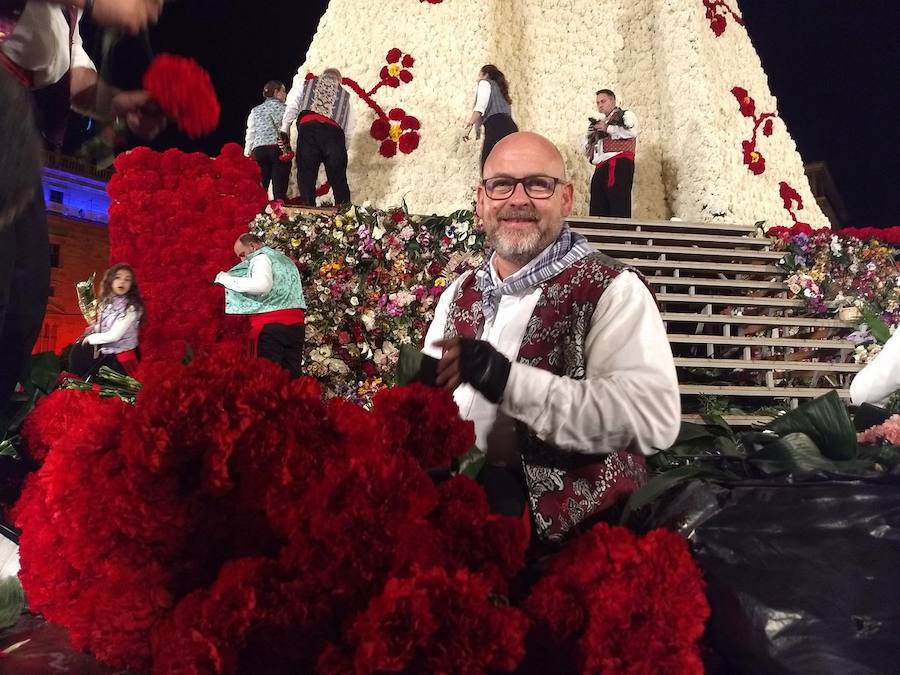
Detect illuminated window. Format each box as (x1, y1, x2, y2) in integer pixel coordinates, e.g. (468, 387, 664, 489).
(49, 189, 64, 204)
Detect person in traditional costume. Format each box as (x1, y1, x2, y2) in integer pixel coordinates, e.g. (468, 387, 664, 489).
(581, 88, 638, 218)
(245, 79, 290, 201)
(281, 66, 353, 206)
(0, 0, 164, 405)
(423, 132, 679, 542)
(215, 234, 306, 378)
(69, 264, 143, 378)
(462, 64, 518, 169)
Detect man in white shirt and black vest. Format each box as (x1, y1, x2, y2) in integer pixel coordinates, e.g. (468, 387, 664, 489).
(582, 89, 638, 218)
(423, 132, 679, 542)
(281, 67, 353, 207)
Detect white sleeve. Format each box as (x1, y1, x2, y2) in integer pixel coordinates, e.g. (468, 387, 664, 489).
(244, 111, 255, 156)
(607, 110, 638, 139)
(217, 255, 274, 295)
(343, 99, 354, 142)
(72, 18, 97, 72)
(500, 271, 681, 455)
(281, 79, 306, 132)
(472, 80, 492, 114)
(422, 274, 468, 357)
(84, 307, 138, 345)
(850, 332, 900, 406)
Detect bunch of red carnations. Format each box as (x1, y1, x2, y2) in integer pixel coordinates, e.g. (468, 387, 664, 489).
(15, 349, 708, 674)
(106, 144, 268, 368)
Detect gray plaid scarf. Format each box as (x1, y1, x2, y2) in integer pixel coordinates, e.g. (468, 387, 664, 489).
(474, 225, 593, 323)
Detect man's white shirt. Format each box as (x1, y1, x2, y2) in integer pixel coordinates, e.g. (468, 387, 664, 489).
(423, 252, 680, 464)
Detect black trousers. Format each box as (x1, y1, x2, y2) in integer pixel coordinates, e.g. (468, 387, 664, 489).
(481, 113, 518, 168)
(68, 341, 129, 379)
(251, 145, 290, 201)
(589, 158, 635, 218)
(296, 121, 350, 206)
(257, 322, 305, 379)
(0, 185, 49, 405)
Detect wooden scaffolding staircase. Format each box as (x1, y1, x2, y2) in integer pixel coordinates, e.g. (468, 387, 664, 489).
(567, 215, 860, 425)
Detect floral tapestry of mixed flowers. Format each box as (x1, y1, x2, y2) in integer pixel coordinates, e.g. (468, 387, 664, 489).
(251, 201, 484, 405)
(768, 222, 900, 363)
(14, 349, 709, 674)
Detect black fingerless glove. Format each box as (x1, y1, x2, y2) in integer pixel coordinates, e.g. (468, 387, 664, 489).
(457, 338, 511, 404)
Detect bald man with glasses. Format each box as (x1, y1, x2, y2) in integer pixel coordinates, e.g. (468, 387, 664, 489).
(422, 131, 679, 542)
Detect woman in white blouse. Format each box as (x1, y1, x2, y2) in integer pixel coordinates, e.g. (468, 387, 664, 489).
(462, 64, 517, 168)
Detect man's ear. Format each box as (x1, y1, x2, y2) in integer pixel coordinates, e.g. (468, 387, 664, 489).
(475, 185, 485, 229)
(560, 181, 575, 217)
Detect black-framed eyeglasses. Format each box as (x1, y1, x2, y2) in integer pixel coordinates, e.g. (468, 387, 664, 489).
(482, 175, 567, 199)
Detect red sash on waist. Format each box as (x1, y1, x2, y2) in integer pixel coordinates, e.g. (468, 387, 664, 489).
(595, 151, 636, 188)
(299, 113, 340, 128)
(0, 49, 32, 88)
(248, 309, 305, 355)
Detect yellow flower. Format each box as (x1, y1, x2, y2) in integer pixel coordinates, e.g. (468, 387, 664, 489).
(387, 63, 401, 78)
(389, 122, 402, 142)
(434, 277, 447, 287)
(290, 238, 301, 249)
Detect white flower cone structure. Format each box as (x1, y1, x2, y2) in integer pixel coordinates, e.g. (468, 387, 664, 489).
(290, 0, 827, 227)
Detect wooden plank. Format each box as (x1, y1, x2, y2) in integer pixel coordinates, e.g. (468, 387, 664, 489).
(661, 312, 855, 328)
(680, 385, 851, 398)
(657, 293, 804, 308)
(594, 242, 785, 261)
(681, 414, 775, 426)
(620, 258, 783, 275)
(667, 334, 856, 349)
(674, 357, 862, 372)
(573, 227, 773, 248)
(567, 215, 757, 235)
(647, 276, 788, 290)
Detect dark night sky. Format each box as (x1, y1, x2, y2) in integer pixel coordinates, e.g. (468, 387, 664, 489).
(84, 0, 899, 226)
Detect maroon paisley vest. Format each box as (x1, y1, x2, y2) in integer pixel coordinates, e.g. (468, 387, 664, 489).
(445, 251, 648, 542)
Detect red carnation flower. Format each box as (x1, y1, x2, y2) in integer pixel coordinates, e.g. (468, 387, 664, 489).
(522, 523, 709, 674)
(731, 86, 756, 118)
(370, 109, 422, 158)
(143, 54, 220, 138)
(378, 48, 415, 88)
(741, 140, 765, 175)
(762, 117, 774, 136)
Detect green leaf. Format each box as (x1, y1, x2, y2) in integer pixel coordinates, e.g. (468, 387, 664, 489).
(763, 391, 858, 461)
(396, 344, 424, 386)
(748, 432, 841, 475)
(620, 464, 710, 522)
(860, 304, 892, 345)
(0, 576, 24, 629)
(451, 445, 486, 480)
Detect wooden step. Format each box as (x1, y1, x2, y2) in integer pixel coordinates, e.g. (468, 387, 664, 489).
(568, 215, 757, 235)
(574, 227, 773, 248)
(657, 293, 804, 308)
(680, 385, 851, 399)
(668, 334, 856, 349)
(647, 276, 788, 291)
(661, 312, 856, 328)
(621, 259, 784, 276)
(595, 242, 784, 261)
(681, 413, 775, 426)
(674, 357, 861, 372)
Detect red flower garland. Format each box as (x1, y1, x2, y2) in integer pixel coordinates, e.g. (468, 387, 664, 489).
(143, 54, 220, 138)
(106, 144, 268, 368)
(778, 180, 812, 228)
(731, 87, 777, 175)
